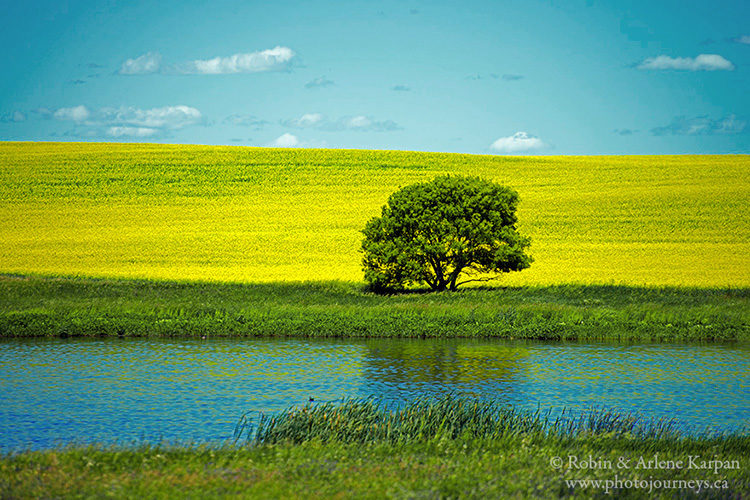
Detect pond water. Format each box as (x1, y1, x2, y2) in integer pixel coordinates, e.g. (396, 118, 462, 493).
(0, 338, 748, 450)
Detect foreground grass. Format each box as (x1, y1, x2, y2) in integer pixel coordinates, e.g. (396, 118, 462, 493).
(1, 275, 747, 340)
(1, 143, 748, 287)
(2, 397, 748, 499)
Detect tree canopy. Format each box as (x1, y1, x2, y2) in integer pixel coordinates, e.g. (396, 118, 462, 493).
(361, 175, 532, 292)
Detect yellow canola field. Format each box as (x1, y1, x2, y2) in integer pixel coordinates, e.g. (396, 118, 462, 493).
(1, 142, 748, 287)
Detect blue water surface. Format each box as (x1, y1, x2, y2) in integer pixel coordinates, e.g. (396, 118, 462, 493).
(0, 338, 747, 450)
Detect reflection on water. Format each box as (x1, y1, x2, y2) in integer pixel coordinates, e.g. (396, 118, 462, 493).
(0, 338, 747, 450)
(364, 341, 527, 404)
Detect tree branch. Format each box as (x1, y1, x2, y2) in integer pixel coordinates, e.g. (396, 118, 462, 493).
(455, 275, 502, 286)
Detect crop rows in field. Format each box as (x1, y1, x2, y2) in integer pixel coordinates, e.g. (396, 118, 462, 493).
(0, 142, 748, 287)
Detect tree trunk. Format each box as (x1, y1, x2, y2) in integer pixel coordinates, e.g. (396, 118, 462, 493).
(448, 265, 464, 291)
(431, 260, 447, 291)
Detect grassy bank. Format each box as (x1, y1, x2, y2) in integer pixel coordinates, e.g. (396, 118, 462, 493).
(1, 143, 748, 287)
(1, 275, 747, 341)
(2, 397, 748, 498)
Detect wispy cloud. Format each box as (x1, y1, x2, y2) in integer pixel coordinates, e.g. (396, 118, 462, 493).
(651, 115, 746, 136)
(391, 85, 411, 91)
(637, 54, 734, 71)
(281, 113, 401, 132)
(223, 114, 269, 129)
(305, 76, 334, 88)
(0, 111, 27, 123)
(117, 48, 295, 76)
(53, 105, 91, 122)
(341, 115, 401, 132)
(51, 104, 203, 137)
(98, 105, 202, 129)
(466, 73, 499, 81)
(106, 126, 160, 138)
(490, 132, 545, 153)
(282, 113, 325, 128)
(32, 107, 54, 119)
(344, 115, 402, 131)
(119, 52, 162, 75)
(732, 35, 750, 45)
(613, 128, 637, 136)
(468, 73, 522, 81)
(179, 46, 295, 74)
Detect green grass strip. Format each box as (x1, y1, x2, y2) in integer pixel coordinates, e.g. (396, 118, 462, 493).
(1, 275, 747, 341)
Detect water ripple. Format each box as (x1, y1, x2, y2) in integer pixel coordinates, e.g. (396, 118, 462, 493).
(0, 338, 747, 450)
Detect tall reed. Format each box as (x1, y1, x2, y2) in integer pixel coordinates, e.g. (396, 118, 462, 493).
(235, 395, 683, 445)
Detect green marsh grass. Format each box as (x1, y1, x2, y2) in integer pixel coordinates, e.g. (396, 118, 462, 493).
(236, 395, 683, 446)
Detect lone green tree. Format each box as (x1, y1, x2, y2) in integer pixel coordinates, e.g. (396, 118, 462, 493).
(361, 175, 532, 292)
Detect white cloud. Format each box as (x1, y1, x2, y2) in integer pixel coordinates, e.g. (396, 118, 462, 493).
(51, 104, 202, 138)
(282, 113, 324, 128)
(281, 113, 401, 132)
(98, 105, 202, 129)
(637, 54, 734, 71)
(267, 133, 328, 148)
(732, 35, 750, 45)
(345, 116, 373, 129)
(181, 46, 295, 74)
(490, 132, 545, 153)
(119, 52, 162, 75)
(269, 133, 300, 147)
(298, 113, 325, 127)
(53, 105, 91, 122)
(106, 126, 160, 137)
(336, 115, 401, 131)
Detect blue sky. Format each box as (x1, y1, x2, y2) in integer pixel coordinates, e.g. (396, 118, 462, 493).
(1, 0, 748, 154)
